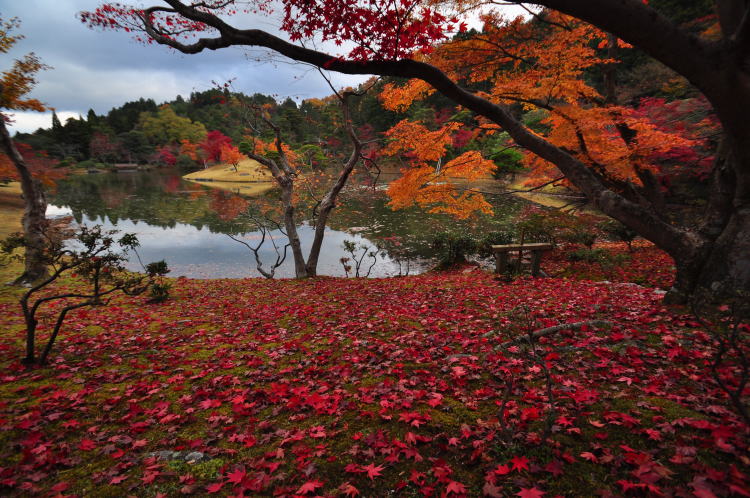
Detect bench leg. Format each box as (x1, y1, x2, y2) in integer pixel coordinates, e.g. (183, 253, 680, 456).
(530, 250, 542, 277)
(495, 252, 509, 275)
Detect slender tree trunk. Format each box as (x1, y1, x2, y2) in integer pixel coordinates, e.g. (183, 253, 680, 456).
(0, 117, 48, 284)
(277, 177, 308, 278)
(305, 165, 354, 276)
(305, 94, 361, 277)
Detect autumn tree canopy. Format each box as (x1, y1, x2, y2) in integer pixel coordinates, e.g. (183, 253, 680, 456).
(80, 0, 750, 302)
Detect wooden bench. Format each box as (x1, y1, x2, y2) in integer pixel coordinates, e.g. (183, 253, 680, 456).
(491, 243, 553, 277)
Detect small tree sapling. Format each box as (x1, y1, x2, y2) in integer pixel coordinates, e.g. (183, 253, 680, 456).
(2, 225, 169, 365)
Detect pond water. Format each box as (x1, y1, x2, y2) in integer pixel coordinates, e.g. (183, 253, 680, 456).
(47, 168, 527, 278)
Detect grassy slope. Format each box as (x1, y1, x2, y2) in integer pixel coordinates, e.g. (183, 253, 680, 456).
(183, 159, 273, 183)
(0, 182, 23, 238)
(0, 244, 747, 497)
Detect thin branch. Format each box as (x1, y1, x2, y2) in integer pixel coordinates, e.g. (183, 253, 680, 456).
(483, 319, 613, 341)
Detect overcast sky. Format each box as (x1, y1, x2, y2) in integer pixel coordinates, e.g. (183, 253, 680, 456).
(1, 0, 526, 134)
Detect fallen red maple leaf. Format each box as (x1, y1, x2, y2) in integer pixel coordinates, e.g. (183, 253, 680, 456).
(205, 481, 224, 493)
(446, 480, 467, 495)
(517, 487, 545, 498)
(227, 468, 246, 484)
(297, 480, 324, 494)
(363, 463, 385, 480)
(494, 464, 511, 475)
(340, 482, 360, 497)
(109, 475, 127, 485)
(78, 439, 96, 451)
(510, 456, 530, 472)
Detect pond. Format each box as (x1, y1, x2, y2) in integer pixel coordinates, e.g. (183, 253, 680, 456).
(47, 168, 528, 278)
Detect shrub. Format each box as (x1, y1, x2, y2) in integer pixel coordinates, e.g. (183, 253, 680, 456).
(146, 260, 172, 302)
(562, 228, 597, 248)
(566, 248, 608, 262)
(432, 231, 477, 268)
(599, 219, 638, 251)
(149, 282, 172, 303)
(515, 211, 562, 244)
(340, 239, 379, 277)
(74, 159, 97, 170)
(2, 225, 170, 365)
(566, 248, 628, 268)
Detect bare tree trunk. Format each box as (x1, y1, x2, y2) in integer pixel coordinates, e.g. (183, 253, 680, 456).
(279, 176, 308, 278)
(246, 91, 365, 279)
(305, 93, 362, 277)
(0, 117, 48, 284)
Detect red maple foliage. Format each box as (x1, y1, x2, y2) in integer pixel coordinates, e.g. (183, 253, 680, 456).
(201, 130, 232, 163)
(0, 143, 63, 186)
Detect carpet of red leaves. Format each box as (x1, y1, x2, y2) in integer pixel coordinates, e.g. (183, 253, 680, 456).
(0, 246, 748, 497)
(543, 241, 676, 290)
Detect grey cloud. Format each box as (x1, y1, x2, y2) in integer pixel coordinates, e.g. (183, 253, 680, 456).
(2, 0, 368, 132)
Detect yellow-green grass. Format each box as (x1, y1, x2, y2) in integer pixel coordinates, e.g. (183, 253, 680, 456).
(182, 158, 273, 183)
(0, 182, 23, 238)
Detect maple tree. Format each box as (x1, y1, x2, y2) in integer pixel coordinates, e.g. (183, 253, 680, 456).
(200, 130, 232, 163)
(377, 10, 716, 220)
(219, 142, 243, 172)
(0, 16, 51, 284)
(179, 138, 208, 167)
(2, 225, 169, 365)
(241, 90, 368, 278)
(157, 144, 177, 165)
(80, 0, 750, 302)
(0, 143, 62, 187)
(88, 131, 121, 164)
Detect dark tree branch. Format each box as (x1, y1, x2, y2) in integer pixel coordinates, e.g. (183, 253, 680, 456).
(506, 0, 722, 94)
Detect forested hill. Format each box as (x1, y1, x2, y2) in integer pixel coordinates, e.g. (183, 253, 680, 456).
(12, 0, 716, 188)
(12, 83, 402, 168)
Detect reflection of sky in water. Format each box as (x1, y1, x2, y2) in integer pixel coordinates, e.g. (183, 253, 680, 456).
(47, 205, 419, 279)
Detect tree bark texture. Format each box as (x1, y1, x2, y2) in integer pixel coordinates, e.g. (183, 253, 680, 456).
(0, 116, 48, 284)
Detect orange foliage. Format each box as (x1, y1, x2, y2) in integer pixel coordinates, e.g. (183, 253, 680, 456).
(379, 10, 700, 206)
(383, 120, 460, 162)
(179, 139, 200, 161)
(380, 79, 435, 112)
(0, 17, 50, 113)
(219, 143, 243, 170)
(249, 137, 300, 169)
(383, 120, 495, 219)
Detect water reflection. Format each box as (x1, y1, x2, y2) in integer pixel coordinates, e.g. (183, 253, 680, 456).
(48, 169, 526, 279)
